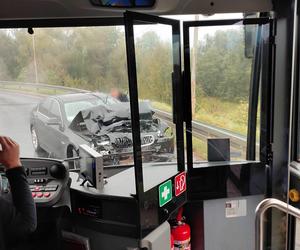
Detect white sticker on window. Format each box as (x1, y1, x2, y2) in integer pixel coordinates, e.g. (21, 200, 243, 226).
(225, 199, 247, 218)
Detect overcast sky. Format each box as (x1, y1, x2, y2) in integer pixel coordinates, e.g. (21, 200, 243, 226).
(134, 13, 244, 42)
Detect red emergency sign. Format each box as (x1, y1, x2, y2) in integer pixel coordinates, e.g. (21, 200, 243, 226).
(175, 172, 186, 197)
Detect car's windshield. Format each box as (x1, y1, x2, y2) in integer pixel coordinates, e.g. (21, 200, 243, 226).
(94, 93, 121, 105)
(64, 98, 106, 122)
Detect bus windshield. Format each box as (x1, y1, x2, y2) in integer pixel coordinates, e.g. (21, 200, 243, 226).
(0, 25, 178, 167)
(0, 14, 258, 167)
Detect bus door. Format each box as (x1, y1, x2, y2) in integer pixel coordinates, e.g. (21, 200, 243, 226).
(182, 17, 282, 250)
(123, 11, 186, 240)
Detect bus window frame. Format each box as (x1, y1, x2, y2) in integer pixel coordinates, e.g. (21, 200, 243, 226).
(0, 18, 125, 29)
(124, 11, 186, 238)
(182, 17, 274, 172)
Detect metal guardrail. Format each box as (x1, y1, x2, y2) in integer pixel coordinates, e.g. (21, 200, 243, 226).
(154, 108, 258, 156)
(0, 81, 255, 156)
(255, 198, 300, 250)
(0, 80, 90, 94)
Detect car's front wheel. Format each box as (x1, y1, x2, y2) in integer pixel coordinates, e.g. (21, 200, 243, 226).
(31, 126, 42, 152)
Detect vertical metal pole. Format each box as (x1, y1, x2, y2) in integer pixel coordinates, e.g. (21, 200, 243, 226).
(286, 0, 298, 248)
(246, 25, 262, 161)
(255, 204, 265, 250)
(256, 198, 300, 250)
(172, 21, 185, 172)
(32, 34, 39, 83)
(183, 22, 194, 171)
(191, 15, 199, 117)
(288, 0, 298, 167)
(124, 11, 144, 239)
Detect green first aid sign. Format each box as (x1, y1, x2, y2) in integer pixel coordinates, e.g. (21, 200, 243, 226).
(159, 180, 172, 207)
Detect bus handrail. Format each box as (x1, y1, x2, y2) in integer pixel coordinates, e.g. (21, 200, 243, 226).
(255, 198, 300, 250)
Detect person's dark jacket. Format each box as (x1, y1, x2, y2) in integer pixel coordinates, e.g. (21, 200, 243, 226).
(117, 93, 129, 102)
(0, 167, 37, 250)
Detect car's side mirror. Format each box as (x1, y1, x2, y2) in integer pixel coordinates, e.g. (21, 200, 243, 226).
(46, 117, 61, 126)
(46, 117, 64, 131)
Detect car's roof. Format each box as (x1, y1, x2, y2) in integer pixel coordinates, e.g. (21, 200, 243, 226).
(50, 92, 107, 103)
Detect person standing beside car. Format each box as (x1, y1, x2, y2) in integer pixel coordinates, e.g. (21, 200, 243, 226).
(0, 136, 37, 250)
(110, 88, 129, 102)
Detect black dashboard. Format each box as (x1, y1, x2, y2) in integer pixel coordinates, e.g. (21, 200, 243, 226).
(0, 158, 181, 250)
(0, 158, 71, 250)
(0, 158, 70, 207)
(22, 158, 69, 207)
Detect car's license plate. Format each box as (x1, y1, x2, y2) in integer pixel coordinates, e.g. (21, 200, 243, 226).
(141, 135, 154, 146)
(115, 135, 154, 149)
(115, 137, 132, 148)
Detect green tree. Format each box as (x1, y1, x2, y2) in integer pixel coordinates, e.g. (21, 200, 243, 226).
(197, 29, 252, 101)
(135, 31, 173, 105)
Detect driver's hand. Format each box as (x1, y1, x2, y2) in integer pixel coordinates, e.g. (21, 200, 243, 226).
(0, 136, 22, 169)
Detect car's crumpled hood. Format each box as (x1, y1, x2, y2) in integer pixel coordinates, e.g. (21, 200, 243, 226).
(69, 101, 154, 135)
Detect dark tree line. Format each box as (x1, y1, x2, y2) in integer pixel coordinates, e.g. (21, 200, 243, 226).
(0, 27, 252, 105)
(196, 29, 252, 102)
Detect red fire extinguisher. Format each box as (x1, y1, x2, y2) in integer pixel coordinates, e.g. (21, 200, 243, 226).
(171, 233, 174, 250)
(171, 207, 191, 250)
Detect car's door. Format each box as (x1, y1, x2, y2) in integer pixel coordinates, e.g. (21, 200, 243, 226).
(34, 98, 53, 152)
(45, 99, 69, 158)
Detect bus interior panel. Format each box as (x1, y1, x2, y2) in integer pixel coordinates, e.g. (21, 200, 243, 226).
(0, 0, 299, 250)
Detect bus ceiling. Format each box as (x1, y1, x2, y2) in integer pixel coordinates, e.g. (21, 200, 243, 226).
(0, 0, 272, 19)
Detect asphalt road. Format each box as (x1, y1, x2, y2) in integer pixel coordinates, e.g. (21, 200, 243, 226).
(0, 90, 43, 157)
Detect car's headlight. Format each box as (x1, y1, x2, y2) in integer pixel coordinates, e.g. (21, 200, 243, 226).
(97, 135, 111, 146)
(158, 127, 173, 138)
(164, 127, 173, 137)
(98, 141, 110, 146)
(157, 130, 163, 138)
